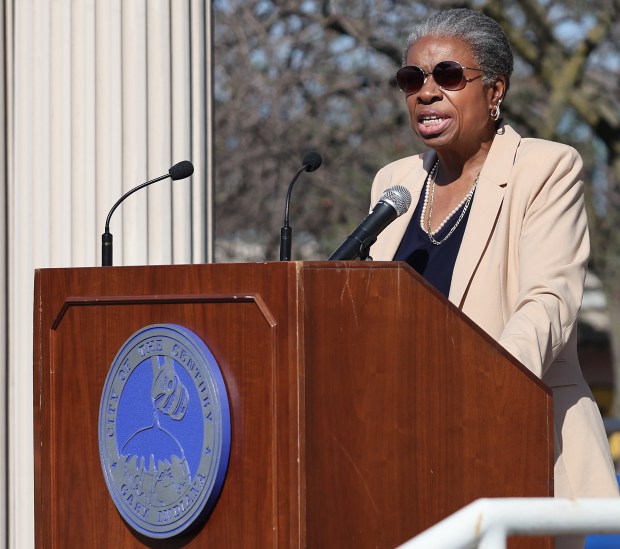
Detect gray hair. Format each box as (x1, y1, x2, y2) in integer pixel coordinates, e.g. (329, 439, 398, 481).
(403, 8, 513, 91)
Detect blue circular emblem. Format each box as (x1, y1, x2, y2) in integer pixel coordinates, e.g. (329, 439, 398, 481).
(98, 324, 231, 538)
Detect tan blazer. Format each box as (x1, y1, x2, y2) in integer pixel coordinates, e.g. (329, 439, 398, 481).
(369, 124, 618, 498)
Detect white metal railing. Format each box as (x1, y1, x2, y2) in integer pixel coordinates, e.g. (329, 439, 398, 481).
(397, 498, 620, 549)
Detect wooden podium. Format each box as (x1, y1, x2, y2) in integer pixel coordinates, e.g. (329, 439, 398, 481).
(33, 262, 552, 548)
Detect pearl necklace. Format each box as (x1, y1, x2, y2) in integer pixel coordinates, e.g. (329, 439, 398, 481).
(420, 161, 478, 246)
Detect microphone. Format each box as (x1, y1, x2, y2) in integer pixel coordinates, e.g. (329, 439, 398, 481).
(279, 151, 323, 261)
(101, 160, 194, 266)
(328, 185, 412, 261)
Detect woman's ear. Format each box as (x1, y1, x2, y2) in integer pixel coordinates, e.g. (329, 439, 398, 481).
(489, 76, 507, 122)
(491, 76, 506, 105)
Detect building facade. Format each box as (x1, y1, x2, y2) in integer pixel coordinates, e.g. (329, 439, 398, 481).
(0, 2, 213, 546)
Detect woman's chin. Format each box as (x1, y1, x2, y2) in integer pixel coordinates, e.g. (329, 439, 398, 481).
(416, 129, 453, 147)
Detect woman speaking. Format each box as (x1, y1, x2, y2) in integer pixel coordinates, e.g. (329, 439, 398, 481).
(369, 8, 618, 547)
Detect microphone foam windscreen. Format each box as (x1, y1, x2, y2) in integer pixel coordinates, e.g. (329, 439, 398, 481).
(169, 160, 195, 180)
(302, 152, 322, 172)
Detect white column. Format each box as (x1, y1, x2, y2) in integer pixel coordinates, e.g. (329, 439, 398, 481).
(49, 0, 73, 265)
(9, 0, 36, 546)
(0, 0, 7, 546)
(70, 0, 97, 266)
(147, 0, 173, 265)
(191, 0, 207, 261)
(95, 0, 122, 254)
(6, 1, 209, 546)
(171, 1, 193, 263)
(121, 0, 148, 265)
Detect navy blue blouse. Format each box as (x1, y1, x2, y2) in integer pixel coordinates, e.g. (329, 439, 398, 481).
(393, 180, 475, 298)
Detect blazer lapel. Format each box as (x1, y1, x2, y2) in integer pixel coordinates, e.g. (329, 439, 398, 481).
(449, 125, 522, 306)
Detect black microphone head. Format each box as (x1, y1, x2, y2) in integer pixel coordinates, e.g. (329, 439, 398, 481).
(169, 160, 194, 180)
(302, 151, 322, 172)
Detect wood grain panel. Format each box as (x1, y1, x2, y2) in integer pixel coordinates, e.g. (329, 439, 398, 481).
(301, 262, 552, 549)
(35, 263, 297, 548)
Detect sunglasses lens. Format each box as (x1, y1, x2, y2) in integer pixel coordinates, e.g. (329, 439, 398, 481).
(433, 61, 465, 90)
(396, 66, 424, 94)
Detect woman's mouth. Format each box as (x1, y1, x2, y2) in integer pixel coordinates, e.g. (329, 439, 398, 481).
(417, 114, 451, 136)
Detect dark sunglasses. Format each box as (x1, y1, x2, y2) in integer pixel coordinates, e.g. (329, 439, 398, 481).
(396, 60, 483, 94)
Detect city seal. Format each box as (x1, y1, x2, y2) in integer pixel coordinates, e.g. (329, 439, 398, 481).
(98, 324, 231, 538)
